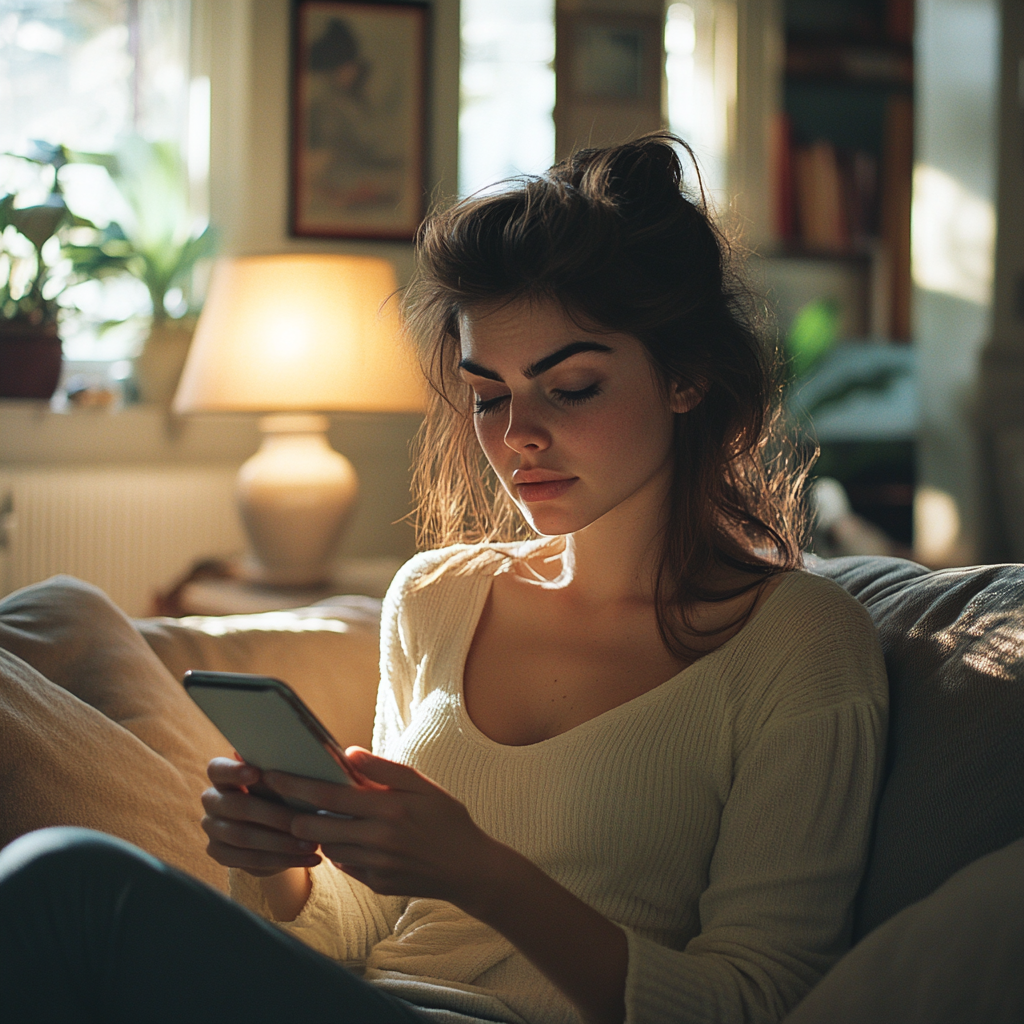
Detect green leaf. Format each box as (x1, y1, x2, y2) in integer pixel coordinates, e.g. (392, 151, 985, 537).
(10, 194, 68, 251)
(0, 193, 15, 231)
(786, 298, 841, 379)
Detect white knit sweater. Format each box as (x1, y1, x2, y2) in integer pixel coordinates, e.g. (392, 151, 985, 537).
(232, 544, 887, 1024)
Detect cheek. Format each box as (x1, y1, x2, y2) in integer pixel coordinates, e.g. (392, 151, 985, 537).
(473, 416, 508, 469)
(585, 394, 674, 471)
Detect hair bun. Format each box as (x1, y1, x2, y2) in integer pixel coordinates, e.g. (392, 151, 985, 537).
(550, 133, 690, 213)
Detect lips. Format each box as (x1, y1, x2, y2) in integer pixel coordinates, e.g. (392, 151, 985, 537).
(512, 471, 578, 503)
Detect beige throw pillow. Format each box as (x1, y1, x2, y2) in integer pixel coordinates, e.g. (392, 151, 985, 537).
(0, 576, 229, 890)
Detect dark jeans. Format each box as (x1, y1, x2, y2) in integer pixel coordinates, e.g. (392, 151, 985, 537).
(0, 827, 426, 1024)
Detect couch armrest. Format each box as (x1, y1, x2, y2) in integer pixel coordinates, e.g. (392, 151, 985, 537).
(135, 597, 383, 752)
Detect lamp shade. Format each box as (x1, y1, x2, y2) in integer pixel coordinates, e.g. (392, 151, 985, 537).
(173, 254, 426, 414)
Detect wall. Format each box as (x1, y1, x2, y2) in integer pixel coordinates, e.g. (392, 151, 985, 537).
(978, 0, 1024, 560)
(913, 0, 999, 564)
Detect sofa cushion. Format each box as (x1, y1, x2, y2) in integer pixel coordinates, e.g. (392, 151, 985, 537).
(135, 596, 382, 751)
(807, 555, 1024, 938)
(782, 837, 1024, 1024)
(0, 576, 229, 890)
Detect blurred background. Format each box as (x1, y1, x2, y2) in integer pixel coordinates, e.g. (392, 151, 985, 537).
(1, 0, 1022, 614)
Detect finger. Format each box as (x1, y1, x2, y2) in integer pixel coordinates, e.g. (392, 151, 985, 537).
(289, 814, 397, 849)
(261, 771, 400, 818)
(207, 756, 259, 789)
(344, 748, 437, 794)
(319, 839, 405, 869)
(201, 787, 297, 833)
(202, 813, 319, 857)
(205, 837, 321, 874)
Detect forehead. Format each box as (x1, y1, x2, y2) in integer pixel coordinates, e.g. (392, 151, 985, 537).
(459, 298, 604, 357)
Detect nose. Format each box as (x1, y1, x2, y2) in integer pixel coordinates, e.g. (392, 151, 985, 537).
(503, 396, 551, 453)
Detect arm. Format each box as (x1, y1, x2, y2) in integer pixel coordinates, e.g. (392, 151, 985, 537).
(624, 701, 886, 1023)
(265, 750, 630, 1024)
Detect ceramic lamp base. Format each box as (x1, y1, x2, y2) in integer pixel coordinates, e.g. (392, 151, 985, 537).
(237, 414, 358, 587)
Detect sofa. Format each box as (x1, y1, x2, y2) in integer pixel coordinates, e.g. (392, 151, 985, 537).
(1, 555, 1022, 1021)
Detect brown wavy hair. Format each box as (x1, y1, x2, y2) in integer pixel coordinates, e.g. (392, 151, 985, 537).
(402, 133, 810, 657)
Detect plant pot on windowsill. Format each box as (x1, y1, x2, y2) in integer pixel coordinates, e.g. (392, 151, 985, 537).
(134, 316, 196, 407)
(0, 320, 62, 400)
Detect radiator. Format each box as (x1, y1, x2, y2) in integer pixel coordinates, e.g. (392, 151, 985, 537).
(0, 467, 245, 616)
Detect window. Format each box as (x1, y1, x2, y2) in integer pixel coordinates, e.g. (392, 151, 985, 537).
(459, 0, 555, 198)
(664, 0, 735, 207)
(0, 0, 203, 365)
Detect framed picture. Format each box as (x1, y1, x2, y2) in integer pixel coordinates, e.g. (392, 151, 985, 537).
(290, 0, 429, 240)
(558, 13, 661, 104)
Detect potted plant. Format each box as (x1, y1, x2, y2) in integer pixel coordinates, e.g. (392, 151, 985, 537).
(0, 142, 82, 399)
(64, 139, 217, 405)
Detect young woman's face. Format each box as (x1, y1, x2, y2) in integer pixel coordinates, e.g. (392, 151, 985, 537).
(459, 298, 697, 537)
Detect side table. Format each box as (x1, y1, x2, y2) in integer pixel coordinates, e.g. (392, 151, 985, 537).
(153, 556, 405, 616)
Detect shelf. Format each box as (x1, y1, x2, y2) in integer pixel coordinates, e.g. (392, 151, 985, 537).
(786, 41, 913, 86)
(773, 0, 914, 340)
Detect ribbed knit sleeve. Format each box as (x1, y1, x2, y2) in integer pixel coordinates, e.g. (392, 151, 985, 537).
(621, 587, 887, 1024)
(229, 861, 405, 963)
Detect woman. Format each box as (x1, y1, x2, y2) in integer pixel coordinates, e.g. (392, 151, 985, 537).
(0, 135, 886, 1024)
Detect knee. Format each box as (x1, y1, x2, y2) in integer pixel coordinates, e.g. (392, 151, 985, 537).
(0, 827, 163, 885)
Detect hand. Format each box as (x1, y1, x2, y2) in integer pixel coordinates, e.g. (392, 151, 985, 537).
(267, 751, 627, 1023)
(201, 756, 323, 877)
(263, 748, 500, 911)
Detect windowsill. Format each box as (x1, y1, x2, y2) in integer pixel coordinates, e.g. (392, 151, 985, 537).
(0, 401, 422, 467)
(0, 401, 262, 466)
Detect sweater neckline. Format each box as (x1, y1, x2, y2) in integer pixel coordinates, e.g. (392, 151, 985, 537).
(452, 564, 804, 752)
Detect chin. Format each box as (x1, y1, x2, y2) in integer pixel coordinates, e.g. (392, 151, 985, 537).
(517, 502, 603, 538)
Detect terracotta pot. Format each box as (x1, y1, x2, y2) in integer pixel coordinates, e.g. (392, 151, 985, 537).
(0, 321, 62, 400)
(135, 317, 197, 407)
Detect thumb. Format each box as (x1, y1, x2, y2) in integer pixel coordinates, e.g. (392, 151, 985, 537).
(345, 747, 434, 793)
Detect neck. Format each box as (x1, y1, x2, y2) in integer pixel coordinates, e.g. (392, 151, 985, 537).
(525, 464, 671, 607)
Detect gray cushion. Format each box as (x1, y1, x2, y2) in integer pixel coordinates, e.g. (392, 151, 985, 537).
(783, 837, 1024, 1024)
(807, 555, 1024, 938)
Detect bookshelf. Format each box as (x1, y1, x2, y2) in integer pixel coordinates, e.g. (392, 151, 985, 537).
(761, 0, 916, 550)
(772, 0, 914, 341)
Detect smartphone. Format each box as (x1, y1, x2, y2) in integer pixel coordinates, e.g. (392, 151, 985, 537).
(183, 670, 356, 812)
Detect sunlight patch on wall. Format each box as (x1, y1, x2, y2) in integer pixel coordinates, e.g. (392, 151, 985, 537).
(911, 164, 995, 305)
(914, 485, 962, 566)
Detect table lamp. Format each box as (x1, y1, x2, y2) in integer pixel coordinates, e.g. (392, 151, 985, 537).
(173, 254, 425, 587)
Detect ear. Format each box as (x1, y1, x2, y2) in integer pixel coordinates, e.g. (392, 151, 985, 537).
(669, 382, 703, 414)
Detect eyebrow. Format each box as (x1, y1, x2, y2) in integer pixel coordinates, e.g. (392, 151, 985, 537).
(458, 341, 614, 383)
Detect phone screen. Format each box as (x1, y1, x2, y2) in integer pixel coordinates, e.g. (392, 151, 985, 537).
(184, 672, 353, 810)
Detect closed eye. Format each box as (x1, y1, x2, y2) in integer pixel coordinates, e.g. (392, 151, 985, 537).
(553, 383, 601, 406)
(474, 384, 602, 415)
(474, 393, 510, 415)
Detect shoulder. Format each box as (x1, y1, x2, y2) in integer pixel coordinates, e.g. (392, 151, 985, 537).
(772, 567, 873, 618)
(724, 570, 887, 728)
(385, 543, 510, 603)
(378, 543, 510, 654)
(769, 570, 880, 654)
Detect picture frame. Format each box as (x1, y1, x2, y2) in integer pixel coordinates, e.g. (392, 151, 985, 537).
(557, 13, 662, 105)
(290, 0, 429, 240)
